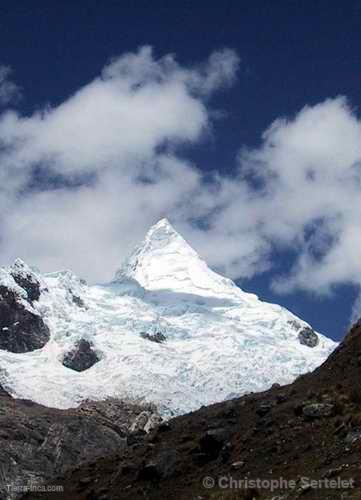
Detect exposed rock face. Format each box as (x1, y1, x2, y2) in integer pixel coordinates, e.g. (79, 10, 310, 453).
(9, 259, 43, 302)
(140, 331, 166, 343)
(0, 286, 50, 353)
(298, 326, 319, 347)
(302, 402, 335, 419)
(130, 410, 162, 433)
(70, 293, 85, 308)
(288, 320, 320, 348)
(78, 398, 162, 435)
(62, 339, 100, 371)
(0, 393, 159, 499)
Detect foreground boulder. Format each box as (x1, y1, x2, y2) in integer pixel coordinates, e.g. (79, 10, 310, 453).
(62, 339, 100, 371)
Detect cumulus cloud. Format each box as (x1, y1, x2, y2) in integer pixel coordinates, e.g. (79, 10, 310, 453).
(239, 97, 361, 294)
(0, 47, 240, 280)
(0, 45, 361, 317)
(171, 97, 361, 311)
(174, 98, 361, 297)
(0, 65, 21, 105)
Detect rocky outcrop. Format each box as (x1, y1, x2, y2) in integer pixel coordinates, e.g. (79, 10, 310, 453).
(140, 331, 166, 343)
(0, 262, 50, 354)
(70, 293, 85, 308)
(62, 339, 99, 371)
(298, 326, 319, 347)
(302, 402, 335, 419)
(9, 259, 43, 303)
(0, 286, 50, 353)
(130, 410, 162, 433)
(288, 320, 320, 347)
(0, 392, 160, 499)
(78, 398, 162, 436)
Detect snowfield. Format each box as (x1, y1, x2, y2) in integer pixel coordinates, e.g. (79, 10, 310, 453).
(0, 219, 336, 417)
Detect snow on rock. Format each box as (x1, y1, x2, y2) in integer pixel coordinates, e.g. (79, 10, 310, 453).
(0, 268, 28, 300)
(9, 258, 46, 302)
(62, 339, 100, 372)
(0, 219, 337, 417)
(0, 267, 50, 353)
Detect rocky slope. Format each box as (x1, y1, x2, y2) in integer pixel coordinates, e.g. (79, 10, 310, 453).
(0, 219, 336, 417)
(0, 388, 160, 500)
(28, 321, 361, 500)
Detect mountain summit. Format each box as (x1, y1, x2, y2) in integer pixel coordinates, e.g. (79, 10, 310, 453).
(0, 220, 337, 416)
(115, 218, 252, 301)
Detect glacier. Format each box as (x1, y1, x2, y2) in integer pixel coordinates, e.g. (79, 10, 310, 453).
(0, 219, 337, 417)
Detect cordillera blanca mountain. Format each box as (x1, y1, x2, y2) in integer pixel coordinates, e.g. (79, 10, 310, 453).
(0, 219, 336, 417)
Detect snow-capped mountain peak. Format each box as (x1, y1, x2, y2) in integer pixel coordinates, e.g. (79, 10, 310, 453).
(144, 217, 186, 245)
(0, 220, 337, 417)
(114, 218, 252, 301)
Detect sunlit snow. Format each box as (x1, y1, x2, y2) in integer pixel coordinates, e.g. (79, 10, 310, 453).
(0, 219, 336, 417)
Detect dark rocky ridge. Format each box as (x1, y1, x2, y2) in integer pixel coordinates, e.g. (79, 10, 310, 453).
(26, 322, 361, 500)
(62, 339, 99, 372)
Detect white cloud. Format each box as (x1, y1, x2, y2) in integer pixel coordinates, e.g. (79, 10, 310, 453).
(0, 47, 240, 281)
(171, 97, 361, 302)
(239, 97, 361, 294)
(0, 65, 21, 105)
(0, 46, 361, 319)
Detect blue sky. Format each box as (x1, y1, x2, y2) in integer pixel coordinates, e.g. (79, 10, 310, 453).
(0, 1, 360, 341)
